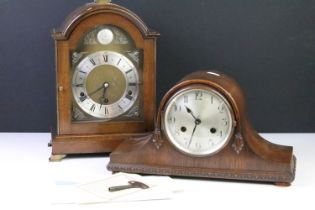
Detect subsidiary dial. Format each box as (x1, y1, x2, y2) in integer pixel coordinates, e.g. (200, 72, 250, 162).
(97, 28, 114, 45)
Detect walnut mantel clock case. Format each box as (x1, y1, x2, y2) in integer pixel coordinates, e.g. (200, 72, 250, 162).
(108, 71, 296, 186)
(49, 0, 159, 161)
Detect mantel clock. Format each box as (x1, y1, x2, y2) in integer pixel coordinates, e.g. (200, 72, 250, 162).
(108, 71, 296, 186)
(49, 0, 159, 161)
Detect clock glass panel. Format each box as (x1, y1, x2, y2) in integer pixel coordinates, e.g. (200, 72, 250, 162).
(71, 25, 144, 122)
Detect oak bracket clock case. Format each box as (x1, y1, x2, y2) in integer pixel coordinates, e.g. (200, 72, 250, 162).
(108, 71, 296, 186)
(49, 0, 159, 161)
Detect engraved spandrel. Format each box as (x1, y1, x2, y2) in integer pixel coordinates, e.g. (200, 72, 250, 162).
(121, 104, 140, 118)
(83, 30, 98, 45)
(112, 27, 129, 44)
(232, 132, 244, 154)
(72, 106, 88, 121)
(127, 50, 140, 64)
(72, 52, 84, 65)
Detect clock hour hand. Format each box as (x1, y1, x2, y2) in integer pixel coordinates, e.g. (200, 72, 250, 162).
(185, 106, 198, 121)
(185, 105, 202, 148)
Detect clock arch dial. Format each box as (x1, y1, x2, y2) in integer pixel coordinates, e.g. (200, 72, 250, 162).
(72, 50, 139, 119)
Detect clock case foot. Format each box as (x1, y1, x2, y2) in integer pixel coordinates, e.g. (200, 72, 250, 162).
(107, 71, 296, 185)
(49, 154, 67, 162)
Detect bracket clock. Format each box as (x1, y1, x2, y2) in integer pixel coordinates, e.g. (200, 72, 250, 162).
(49, 0, 159, 161)
(108, 71, 296, 186)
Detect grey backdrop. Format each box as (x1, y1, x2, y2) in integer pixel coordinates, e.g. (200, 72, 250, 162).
(0, 0, 314, 132)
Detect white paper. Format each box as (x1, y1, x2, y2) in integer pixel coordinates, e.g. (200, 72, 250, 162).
(52, 173, 183, 205)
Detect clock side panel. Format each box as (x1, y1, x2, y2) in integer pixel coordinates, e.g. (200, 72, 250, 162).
(142, 38, 157, 131)
(55, 40, 72, 134)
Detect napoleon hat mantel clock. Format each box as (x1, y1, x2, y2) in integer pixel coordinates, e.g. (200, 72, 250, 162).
(49, 0, 159, 161)
(108, 71, 296, 186)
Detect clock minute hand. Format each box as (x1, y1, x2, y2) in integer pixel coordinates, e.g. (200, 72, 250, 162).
(188, 124, 197, 148)
(88, 85, 104, 97)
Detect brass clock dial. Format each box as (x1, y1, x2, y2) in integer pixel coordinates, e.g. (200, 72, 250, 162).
(72, 51, 139, 119)
(163, 86, 235, 156)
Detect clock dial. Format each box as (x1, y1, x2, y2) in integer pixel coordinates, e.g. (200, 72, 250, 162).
(163, 86, 235, 156)
(97, 28, 114, 45)
(72, 51, 139, 119)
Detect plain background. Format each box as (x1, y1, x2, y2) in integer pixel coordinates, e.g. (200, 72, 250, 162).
(0, 0, 314, 133)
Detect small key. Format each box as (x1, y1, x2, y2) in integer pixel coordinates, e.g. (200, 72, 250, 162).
(108, 181, 149, 192)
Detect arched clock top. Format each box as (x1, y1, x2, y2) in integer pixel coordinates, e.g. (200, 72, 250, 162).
(52, 2, 159, 40)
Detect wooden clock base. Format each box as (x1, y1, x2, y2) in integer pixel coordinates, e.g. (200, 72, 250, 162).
(49, 133, 148, 161)
(107, 133, 296, 185)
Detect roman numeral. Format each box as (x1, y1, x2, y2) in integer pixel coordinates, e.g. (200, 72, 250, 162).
(184, 95, 188, 103)
(104, 107, 109, 115)
(103, 55, 108, 62)
(90, 104, 96, 112)
(173, 104, 180, 112)
(79, 70, 87, 74)
(89, 58, 96, 66)
(169, 116, 176, 123)
(195, 91, 203, 100)
(79, 95, 87, 102)
(125, 69, 133, 74)
(74, 84, 84, 87)
(222, 118, 228, 126)
(117, 58, 122, 65)
(118, 104, 123, 110)
(126, 94, 133, 101)
(128, 83, 137, 86)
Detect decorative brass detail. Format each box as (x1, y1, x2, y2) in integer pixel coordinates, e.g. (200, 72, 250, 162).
(72, 52, 83, 64)
(232, 132, 244, 154)
(58, 86, 64, 92)
(152, 129, 164, 149)
(49, 155, 67, 162)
